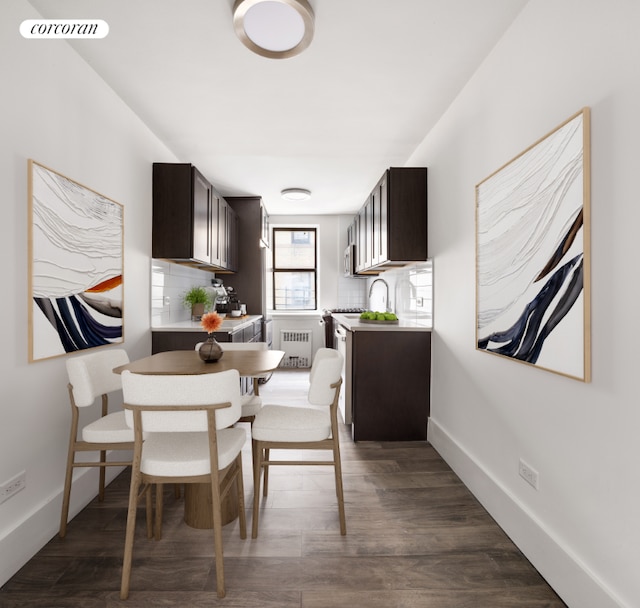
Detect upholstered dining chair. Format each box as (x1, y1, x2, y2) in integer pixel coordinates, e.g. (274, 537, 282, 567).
(119, 369, 247, 600)
(60, 348, 139, 538)
(251, 347, 346, 539)
(194, 341, 268, 423)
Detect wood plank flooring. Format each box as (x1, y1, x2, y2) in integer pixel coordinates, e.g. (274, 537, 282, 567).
(0, 369, 567, 607)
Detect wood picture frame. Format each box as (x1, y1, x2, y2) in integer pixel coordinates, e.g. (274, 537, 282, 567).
(475, 108, 591, 382)
(28, 160, 124, 362)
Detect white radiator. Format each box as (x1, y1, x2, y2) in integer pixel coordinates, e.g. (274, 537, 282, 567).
(279, 330, 312, 368)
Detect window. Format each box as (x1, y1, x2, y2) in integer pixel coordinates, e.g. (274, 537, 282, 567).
(272, 228, 317, 310)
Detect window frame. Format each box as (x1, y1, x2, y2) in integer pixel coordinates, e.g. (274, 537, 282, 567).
(271, 227, 318, 311)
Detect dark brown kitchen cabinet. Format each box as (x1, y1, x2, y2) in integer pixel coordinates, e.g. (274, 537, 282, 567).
(348, 329, 431, 441)
(216, 197, 239, 272)
(225, 196, 268, 317)
(152, 162, 236, 271)
(151, 330, 241, 354)
(353, 167, 427, 274)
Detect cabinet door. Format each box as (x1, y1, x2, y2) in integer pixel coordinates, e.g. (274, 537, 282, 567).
(192, 170, 211, 264)
(356, 207, 367, 272)
(227, 205, 238, 271)
(377, 172, 388, 264)
(260, 202, 270, 248)
(218, 198, 229, 268)
(210, 191, 221, 266)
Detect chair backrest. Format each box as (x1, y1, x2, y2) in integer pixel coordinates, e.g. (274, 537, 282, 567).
(308, 348, 344, 406)
(66, 348, 130, 407)
(121, 369, 242, 432)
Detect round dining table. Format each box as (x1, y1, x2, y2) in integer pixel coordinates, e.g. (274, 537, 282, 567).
(113, 348, 285, 378)
(113, 348, 285, 529)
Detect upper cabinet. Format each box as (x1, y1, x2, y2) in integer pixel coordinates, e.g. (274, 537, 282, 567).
(353, 167, 427, 274)
(225, 196, 269, 316)
(152, 163, 237, 272)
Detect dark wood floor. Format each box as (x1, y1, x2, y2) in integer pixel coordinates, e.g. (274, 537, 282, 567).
(0, 369, 567, 607)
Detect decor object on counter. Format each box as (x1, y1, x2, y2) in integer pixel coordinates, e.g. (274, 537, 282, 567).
(359, 310, 398, 323)
(475, 108, 591, 382)
(198, 312, 224, 362)
(183, 285, 213, 321)
(28, 160, 124, 362)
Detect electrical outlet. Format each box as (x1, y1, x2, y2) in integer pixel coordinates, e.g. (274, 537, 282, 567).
(518, 459, 539, 490)
(0, 471, 26, 504)
(416, 297, 424, 307)
(163, 296, 171, 306)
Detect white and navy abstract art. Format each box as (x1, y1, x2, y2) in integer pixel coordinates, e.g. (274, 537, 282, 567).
(29, 161, 124, 362)
(475, 109, 590, 381)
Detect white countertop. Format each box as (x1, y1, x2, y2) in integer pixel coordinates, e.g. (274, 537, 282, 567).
(152, 315, 262, 333)
(332, 313, 432, 332)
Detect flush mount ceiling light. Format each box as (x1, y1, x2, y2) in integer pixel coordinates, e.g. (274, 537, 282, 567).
(281, 188, 311, 201)
(233, 0, 315, 59)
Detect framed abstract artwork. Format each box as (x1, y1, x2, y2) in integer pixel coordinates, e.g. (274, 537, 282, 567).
(475, 108, 591, 381)
(28, 160, 124, 362)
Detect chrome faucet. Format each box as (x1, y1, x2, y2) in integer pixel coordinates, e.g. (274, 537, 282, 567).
(368, 278, 390, 312)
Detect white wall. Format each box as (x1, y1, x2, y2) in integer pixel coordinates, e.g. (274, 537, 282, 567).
(0, 1, 177, 584)
(408, 1, 640, 606)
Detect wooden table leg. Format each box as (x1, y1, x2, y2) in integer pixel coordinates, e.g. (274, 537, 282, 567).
(183, 482, 238, 528)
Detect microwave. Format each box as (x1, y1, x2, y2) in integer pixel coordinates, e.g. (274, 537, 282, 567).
(343, 244, 365, 278)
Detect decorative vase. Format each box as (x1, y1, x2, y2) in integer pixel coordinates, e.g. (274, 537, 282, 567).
(198, 336, 223, 363)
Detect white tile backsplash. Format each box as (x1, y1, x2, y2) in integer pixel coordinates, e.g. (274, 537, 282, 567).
(151, 259, 215, 326)
(366, 261, 433, 327)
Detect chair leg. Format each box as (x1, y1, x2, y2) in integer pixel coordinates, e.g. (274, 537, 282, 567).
(98, 450, 107, 501)
(333, 443, 347, 536)
(154, 483, 164, 540)
(210, 475, 226, 598)
(235, 455, 247, 540)
(262, 448, 270, 497)
(251, 439, 262, 539)
(59, 449, 75, 538)
(120, 466, 142, 599)
(145, 485, 153, 539)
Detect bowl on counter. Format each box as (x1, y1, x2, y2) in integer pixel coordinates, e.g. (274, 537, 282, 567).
(230, 310, 242, 317)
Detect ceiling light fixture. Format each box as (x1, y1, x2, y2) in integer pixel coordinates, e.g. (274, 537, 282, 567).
(233, 0, 315, 59)
(281, 188, 311, 201)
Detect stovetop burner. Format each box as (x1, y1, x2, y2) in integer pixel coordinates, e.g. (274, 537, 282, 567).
(325, 307, 365, 314)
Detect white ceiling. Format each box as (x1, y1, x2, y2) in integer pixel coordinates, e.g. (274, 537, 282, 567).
(28, 0, 528, 215)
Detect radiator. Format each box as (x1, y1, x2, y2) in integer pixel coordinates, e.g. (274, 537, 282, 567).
(279, 330, 312, 368)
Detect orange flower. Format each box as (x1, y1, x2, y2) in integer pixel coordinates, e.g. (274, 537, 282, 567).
(201, 312, 223, 334)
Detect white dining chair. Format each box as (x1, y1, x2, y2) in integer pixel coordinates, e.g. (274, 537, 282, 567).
(195, 341, 268, 423)
(119, 369, 247, 600)
(251, 347, 346, 538)
(60, 348, 151, 538)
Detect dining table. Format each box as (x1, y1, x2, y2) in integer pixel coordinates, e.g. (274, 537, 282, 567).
(113, 348, 285, 529)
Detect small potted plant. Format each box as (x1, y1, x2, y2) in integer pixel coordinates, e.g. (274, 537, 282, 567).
(183, 285, 212, 321)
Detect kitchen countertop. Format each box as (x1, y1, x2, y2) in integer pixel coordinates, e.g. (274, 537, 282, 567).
(332, 313, 432, 332)
(152, 315, 262, 333)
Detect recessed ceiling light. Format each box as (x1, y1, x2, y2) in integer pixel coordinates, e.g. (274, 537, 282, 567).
(281, 188, 311, 201)
(233, 0, 315, 59)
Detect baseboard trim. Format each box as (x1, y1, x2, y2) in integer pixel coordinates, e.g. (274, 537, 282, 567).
(427, 418, 626, 608)
(0, 466, 124, 587)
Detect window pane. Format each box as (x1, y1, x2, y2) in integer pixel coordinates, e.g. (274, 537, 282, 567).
(274, 230, 315, 269)
(274, 271, 316, 310)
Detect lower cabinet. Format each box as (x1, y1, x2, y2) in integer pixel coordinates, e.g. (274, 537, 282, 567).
(152, 330, 240, 353)
(349, 330, 431, 441)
